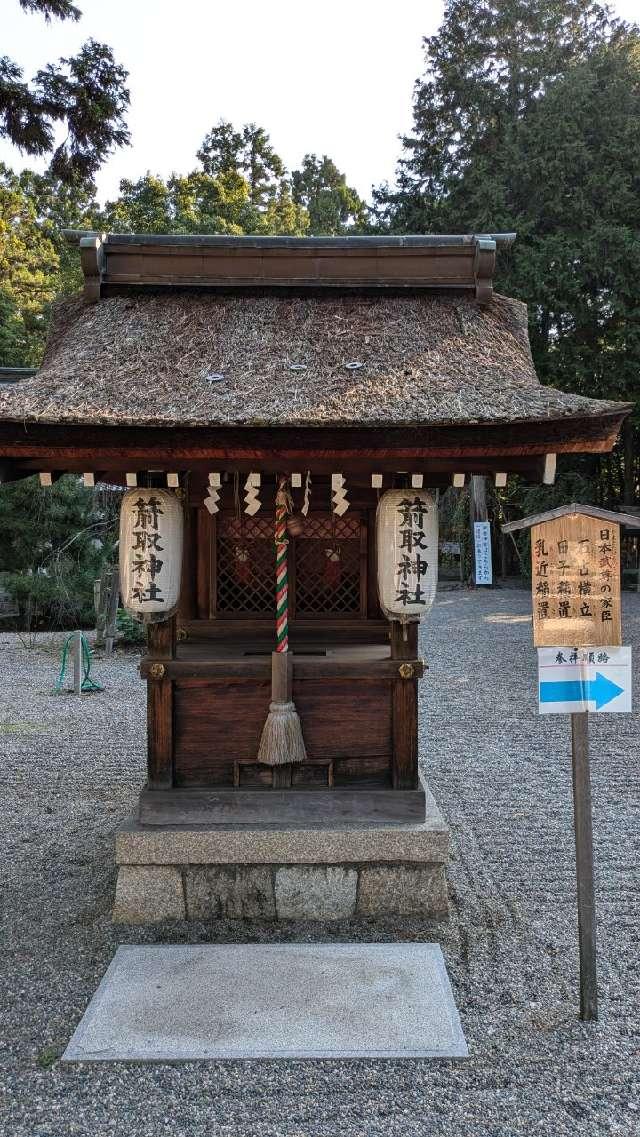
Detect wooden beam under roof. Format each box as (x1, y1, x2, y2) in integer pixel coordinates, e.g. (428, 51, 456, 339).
(0, 414, 626, 465)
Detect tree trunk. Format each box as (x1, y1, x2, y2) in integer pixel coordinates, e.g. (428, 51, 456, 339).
(622, 418, 636, 507)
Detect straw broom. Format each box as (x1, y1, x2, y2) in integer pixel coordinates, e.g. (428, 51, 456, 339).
(257, 475, 307, 766)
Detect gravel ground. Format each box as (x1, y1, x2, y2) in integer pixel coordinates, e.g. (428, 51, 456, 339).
(1, 590, 639, 1137)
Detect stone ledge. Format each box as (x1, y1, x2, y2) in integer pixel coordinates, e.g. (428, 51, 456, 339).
(116, 784, 448, 867)
(186, 866, 275, 919)
(112, 861, 449, 924)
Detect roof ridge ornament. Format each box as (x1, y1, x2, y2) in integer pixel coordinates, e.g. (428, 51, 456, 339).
(79, 234, 106, 303)
(474, 237, 496, 306)
(68, 230, 510, 305)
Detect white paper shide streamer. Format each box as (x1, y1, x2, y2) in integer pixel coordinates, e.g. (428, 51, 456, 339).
(119, 488, 183, 622)
(244, 472, 261, 515)
(331, 473, 349, 516)
(376, 489, 438, 624)
(204, 472, 221, 514)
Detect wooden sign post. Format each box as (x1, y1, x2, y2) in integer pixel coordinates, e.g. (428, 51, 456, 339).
(503, 504, 639, 1023)
(570, 709, 597, 1021)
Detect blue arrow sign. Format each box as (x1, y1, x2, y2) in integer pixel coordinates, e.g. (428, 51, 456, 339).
(540, 672, 624, 710)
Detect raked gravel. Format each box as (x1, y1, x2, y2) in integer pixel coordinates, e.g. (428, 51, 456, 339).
(1, 589, 639, 1137)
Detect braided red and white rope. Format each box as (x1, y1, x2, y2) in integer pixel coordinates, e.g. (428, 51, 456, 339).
(275, 476, 289, 652)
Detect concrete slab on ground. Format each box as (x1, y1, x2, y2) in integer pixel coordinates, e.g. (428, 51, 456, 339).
(62, 943, 468, 1061)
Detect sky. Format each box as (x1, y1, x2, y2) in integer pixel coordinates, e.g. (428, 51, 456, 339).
(1, 0, 638, 206)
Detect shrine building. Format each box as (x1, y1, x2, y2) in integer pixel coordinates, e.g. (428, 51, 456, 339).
(0, 233, 631, 922)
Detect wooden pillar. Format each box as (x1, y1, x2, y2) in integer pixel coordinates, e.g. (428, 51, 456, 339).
(104, 567, 119, 657)
(179, 503, 197, 621)
(196, 506, 213, 618)
(500, 530, 508, 580)
(146, 617, 176, 790)
(390, 621, 419, 790)
(366, 507, 379, 616)
(622, 417, 636, 508)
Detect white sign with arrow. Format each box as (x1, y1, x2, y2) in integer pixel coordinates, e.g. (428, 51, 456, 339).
(538, 646, 632, 714)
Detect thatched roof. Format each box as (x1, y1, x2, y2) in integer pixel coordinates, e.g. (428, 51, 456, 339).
(0, 290, 628, 429)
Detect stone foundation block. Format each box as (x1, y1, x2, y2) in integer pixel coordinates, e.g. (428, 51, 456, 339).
(113, 865, 185, 924)
(113, 783, 451, 924)
(275, 866, 357, 920)
(185, 866, 275, 919)
(357, 863, 448, 918)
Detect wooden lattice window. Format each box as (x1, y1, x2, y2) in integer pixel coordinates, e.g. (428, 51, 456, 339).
(215, 512, 364, 617)
(294, 513, 362, 616)
(216, 514, 275, 614)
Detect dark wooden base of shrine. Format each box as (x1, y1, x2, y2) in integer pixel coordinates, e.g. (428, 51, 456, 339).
(138, 784, 426, 827)
(143, 616, 425, 798)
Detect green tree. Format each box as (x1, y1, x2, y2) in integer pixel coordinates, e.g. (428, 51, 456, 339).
(197, 121, 285, 209)
(375, 0, 617, 230)
(493, 32, 640, 504)
(0, 164, 101, 365)
(0, 475, 117, 628)
(0, 164, 59, 365)
(195, 121, 244, 178)
(291, 154, 367, 234)
(102, 173, 173, 233)
(378, 2, 640, 505)
(101, 170, 252, 235)
(1, 1, 130, 183)
(260, 181, 308, 236)
(101, 169, 309, 237)
(16, 168, 100, 294)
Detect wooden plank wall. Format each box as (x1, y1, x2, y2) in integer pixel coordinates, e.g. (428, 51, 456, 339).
(172, 675, 393, 789)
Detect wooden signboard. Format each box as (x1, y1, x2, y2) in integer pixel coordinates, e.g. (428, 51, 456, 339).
(531, 514, 621, 648)
(502, 502, 639, 1022)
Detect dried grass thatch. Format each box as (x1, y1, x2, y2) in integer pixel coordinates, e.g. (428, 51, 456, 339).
(0, 291, 627, 428)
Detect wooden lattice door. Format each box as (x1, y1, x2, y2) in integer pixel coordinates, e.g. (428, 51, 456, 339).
(213, 511, 366, 617)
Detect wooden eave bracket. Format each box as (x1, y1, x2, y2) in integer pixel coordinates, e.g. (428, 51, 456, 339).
(80, 234, 106, 303)
(474, 237, 496, 305)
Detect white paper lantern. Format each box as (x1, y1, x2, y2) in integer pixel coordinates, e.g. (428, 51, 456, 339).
(376, 489, 438, 623)
(119, 489, 183, 623)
